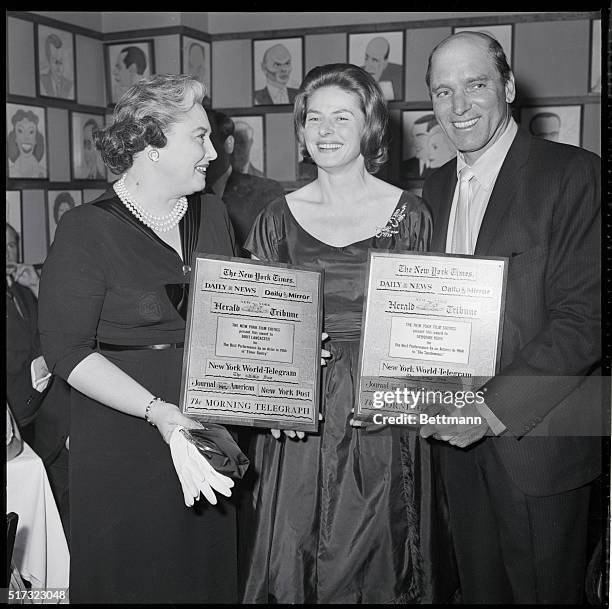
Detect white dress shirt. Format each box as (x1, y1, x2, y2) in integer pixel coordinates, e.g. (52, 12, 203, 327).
(445, 117, 518, 436)
(445, 118, 518, 255)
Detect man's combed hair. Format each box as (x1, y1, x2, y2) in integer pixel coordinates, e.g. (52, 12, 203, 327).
(425, 31, 513, 91)
(45, 33, 63, 59)
(207, 109, 235, 143)
(94, 74, 206, 174)
(293, 63, 389, 174)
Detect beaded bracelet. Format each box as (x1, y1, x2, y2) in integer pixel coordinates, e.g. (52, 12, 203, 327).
(144, 397, 164, 427)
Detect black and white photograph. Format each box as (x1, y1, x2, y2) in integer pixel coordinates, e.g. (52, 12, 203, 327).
(4, 10, 607, 608)
(181, 36, 212, 106)
(230, 115, 265, 176)
(453, 24, 513, 64)
(252, 37, 303, 105)
(104, 40, 154, 105)
(348, 31, 404, 101)
(70, 112, 106, 180)
(7, 103, 48, 179)
(400, 109, 456, 181)
(520, 104, 582, 146)
(36, 24, 76, 100)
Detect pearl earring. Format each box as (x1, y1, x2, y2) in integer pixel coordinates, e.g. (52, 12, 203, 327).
(148, 149, 159, 162)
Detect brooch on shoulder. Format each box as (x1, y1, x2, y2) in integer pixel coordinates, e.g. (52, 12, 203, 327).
(375, 203, 408, 238)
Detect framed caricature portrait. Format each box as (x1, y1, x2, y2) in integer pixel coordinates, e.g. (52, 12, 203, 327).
(71, 112, 106, 180)
(252, 37, 303, 106)
(520, 105, 582, 147)
(6, 191, 23, 262)
(348, 31, 404, 101)
(181, 36, 212, 106)
(590, 19, 601, 94)
(400, 110, 455, 182)
(47, 190, 82, 246)
(36, 24, 76, 100)
(104, 40, 154, 106)
(7, 103, 48, 179)
(453, 24, 513, 65)
(230, 115, 265, 176)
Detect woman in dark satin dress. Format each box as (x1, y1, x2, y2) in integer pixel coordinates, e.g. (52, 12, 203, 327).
(38, 75, 239, 603)
(240, 64, 457, 603)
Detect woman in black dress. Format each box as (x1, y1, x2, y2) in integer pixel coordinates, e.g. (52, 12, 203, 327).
(38, 74, 239, 603)
(240, 64, 457, 603)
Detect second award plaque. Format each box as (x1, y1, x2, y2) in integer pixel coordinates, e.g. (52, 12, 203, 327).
(356, 251, 508, 422)
(179, 254, 323, 431)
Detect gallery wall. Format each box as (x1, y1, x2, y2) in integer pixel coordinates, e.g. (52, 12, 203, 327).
(6, 10, 603, 265)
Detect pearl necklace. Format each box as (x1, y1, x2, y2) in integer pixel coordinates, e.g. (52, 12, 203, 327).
(114, 175, 188, 232)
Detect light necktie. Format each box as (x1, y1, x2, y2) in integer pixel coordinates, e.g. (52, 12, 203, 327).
(451, 166, 476, 255)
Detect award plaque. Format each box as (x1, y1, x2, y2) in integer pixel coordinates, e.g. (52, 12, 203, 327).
(179, 254, 323, 431)
(356, 251, 508, 421)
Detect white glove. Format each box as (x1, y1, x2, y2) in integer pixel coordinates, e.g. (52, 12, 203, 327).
(30, 356, 51, 393)
(169, 426, 234, 507)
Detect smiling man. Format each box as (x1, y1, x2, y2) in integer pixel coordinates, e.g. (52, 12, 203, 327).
(421, 31, 601, 603)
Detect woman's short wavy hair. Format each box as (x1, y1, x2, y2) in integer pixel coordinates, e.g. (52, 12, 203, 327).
(94, 74, 207, 174)
(293, 63, 389, 174)
(53, 192, 76, 224)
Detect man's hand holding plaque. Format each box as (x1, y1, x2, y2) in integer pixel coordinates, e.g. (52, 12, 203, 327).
(419, 397, 491, 446)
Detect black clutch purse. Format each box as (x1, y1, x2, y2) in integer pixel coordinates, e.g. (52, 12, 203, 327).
(183, 424, 250, 479)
